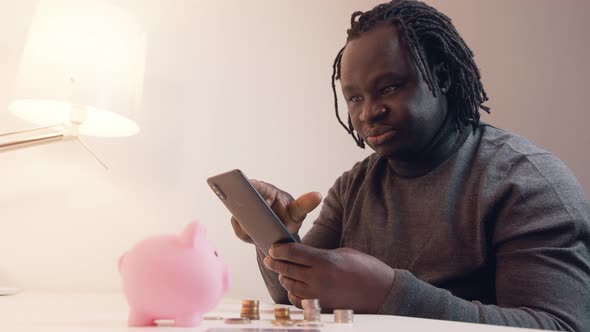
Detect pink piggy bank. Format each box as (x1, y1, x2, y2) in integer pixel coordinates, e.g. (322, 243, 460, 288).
(118, 221, 231, 327)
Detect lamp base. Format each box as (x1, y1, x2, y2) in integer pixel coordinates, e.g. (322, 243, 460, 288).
(0, 286, 19, 296)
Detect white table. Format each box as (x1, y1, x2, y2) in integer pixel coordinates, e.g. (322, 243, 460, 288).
(0, 292, 544, 331)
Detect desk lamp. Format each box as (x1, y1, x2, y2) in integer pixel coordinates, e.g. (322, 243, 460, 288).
(0, 0, 146, 294)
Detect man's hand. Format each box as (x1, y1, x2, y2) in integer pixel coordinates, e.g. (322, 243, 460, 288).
(263, 243, 395, 314)
(230, 179, 322, 244)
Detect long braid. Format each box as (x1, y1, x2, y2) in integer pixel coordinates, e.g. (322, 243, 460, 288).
(331, 0, 490, 148)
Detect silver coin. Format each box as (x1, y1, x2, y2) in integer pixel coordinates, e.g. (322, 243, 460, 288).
(333, 309, 354, 323)
(301, 298, 321, 309)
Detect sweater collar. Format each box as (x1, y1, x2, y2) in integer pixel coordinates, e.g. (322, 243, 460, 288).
(387, 114, 471, 178)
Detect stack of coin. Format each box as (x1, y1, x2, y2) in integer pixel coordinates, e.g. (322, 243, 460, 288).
(274, 307, 291, 320)
(240, 300, 260, 320)
(333, 309, 354, 323)
(301, 299, 321, 322)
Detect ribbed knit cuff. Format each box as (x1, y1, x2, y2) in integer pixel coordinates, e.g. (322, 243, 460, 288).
(377, 268, 411, 315)
(377, 269, 478, 321)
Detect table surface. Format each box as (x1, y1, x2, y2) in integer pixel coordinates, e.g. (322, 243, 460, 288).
(0, 291, 545, 332)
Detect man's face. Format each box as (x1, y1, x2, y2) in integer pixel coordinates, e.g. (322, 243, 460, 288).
(340, 24, 447, 160)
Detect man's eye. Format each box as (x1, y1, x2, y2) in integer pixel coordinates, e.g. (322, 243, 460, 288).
(348, 96, 363, 103)
(381, 85, 400, 95)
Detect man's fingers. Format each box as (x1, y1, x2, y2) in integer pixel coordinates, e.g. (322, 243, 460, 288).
(288, 292, 303, 308)
(251, 179, 320, 224)
(263, 256, 311, 282)
(269, 243, 324, 266)
(231, 218, 252, 243)
(278, 275, 312, 299)
(250, 179, 278, 204)
(288, 192, 322, 222)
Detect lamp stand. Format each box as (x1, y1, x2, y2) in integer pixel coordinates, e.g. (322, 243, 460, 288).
(0, 132, 67, 151)
(0, 125, 71, 152)
(0, 123, 107, 296)
(0, 287, 19, 296)
(0, 125, 70, 295)
(0, 123, 109, 167)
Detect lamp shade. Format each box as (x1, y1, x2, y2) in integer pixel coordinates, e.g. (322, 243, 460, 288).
(9, 0, 146, 137)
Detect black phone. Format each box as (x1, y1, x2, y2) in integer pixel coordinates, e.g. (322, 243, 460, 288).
(207, 169, 300, 255)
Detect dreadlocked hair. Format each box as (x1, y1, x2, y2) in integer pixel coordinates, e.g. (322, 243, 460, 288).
(331, 0, 490, 148)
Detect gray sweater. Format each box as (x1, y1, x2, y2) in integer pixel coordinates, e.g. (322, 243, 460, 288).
(257, 124, 590, 331)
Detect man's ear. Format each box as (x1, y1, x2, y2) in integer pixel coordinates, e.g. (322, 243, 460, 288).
(433, 62, 451, 94)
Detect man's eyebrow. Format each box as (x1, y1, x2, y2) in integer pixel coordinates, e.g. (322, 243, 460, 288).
(342, 72, 406, 95)
(341, 85, 357, 95)
(373, 71, 405, 84)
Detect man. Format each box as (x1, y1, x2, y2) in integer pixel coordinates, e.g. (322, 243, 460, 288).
(231, 1, 590, 330)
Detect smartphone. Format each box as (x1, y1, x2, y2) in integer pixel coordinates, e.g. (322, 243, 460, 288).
(207, 169, 300, 255)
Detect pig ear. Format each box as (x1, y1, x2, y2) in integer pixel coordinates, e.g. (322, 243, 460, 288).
(180, 221, 207, 247)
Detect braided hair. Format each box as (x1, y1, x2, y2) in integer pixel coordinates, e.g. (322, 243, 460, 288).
(331, 0, 490, 148)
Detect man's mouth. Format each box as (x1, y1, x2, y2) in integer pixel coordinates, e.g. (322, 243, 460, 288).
(365, 128, 397, 146)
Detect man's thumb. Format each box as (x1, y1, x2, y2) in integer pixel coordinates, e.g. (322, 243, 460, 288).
(289, 191, 322, 222)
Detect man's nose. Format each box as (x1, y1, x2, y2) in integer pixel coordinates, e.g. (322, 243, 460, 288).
(359, 101, 388, 122)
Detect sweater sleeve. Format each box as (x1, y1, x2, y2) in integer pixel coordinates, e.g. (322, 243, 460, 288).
(256, 246, 289, 304)
(378, 153, 590, 331)
(256, 175, 347, 304)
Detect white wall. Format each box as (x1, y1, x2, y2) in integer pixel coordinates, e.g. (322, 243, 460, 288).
(0, 0, 588, 301)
